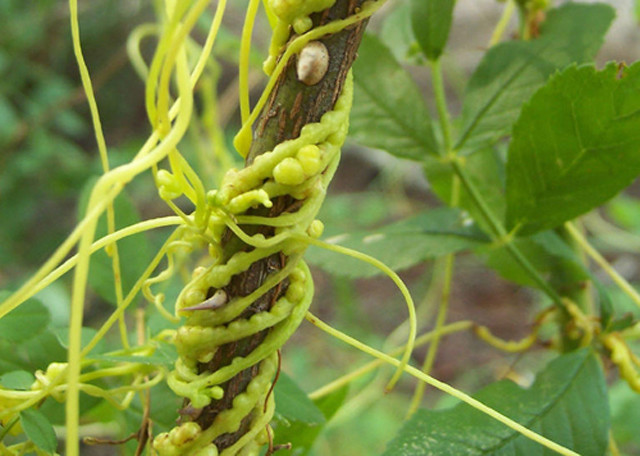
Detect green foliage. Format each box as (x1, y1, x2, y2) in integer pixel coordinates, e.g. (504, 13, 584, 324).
(0, 371, 34, 390)
(410, 0, 456, 61)
(506, 63, 640, 234)
(19, 409, 57, 453)
(481, 231, 588, 289)
(0, 292, 50, 343)
(273, 379, 349, 455)
(3, 1, 640, 455)
(274, 373, 326, 425)
(456, 3, 614, 152)
(424, 147, 506, 230)
(351, 34, 437, 160)
(307, 208, 487, 277)
(384, 350, 609, 455)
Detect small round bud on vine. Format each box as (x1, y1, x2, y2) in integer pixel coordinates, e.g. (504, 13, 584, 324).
(293, 16, 312, 34)
(170, 422, 201, 446)
(197, 351, 214, 364)
(297, 144, 322, 175)
(290, 266, 306, 283)
(208, 386, 224, 400)
(297, 41, 329, 86)
(273, 157, 305, 185)
(285, 281, 305, 302)
(193, 444, 219, 456)
(307, 219, 324, 238)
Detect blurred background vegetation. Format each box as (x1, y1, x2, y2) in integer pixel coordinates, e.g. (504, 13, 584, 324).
(1, 0, 640, 454)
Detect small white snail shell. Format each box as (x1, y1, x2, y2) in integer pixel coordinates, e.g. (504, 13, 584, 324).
(296, 41, 329, 86)
(181, 289, 228, 311)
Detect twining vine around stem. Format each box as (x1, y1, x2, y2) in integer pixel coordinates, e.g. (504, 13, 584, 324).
(152, 1, 373, 454)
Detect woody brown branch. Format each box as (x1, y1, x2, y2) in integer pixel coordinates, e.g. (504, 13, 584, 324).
(182, 0, 370, 450)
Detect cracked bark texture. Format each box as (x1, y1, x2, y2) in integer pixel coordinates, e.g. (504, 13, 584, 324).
(181, 0, 370, 450)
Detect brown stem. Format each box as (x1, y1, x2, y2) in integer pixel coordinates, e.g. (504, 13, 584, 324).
(183, 0, 370, 451)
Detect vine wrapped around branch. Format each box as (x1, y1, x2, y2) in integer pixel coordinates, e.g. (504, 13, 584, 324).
(153, 1, 371, 454)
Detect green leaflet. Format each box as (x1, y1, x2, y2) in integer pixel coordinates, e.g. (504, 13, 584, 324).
(0, 291, 50, 344)
(274, 373, 326, 426)
(272, 381, 348, 456)
(456, 2, 614, 153)
(0, 370, 34, 390)
(306, 207, 488, 278)
(20, 409, 57, 453)
(506, 62, 640, 234)
(410, 0, 456, 62)
(350, 34, 438, 160)
(383, 349, 609, 456)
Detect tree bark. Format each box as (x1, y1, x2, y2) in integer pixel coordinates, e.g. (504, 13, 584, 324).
(185, 0, 370, 450)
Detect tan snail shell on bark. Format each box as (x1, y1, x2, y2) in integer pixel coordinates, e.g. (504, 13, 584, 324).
(296, 41, 329, 86)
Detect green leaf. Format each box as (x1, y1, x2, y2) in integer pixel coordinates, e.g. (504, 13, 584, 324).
(0, 340, 29, 374)
(410, 0, 456, 61)
(307, 208, 488, 278)
(274, 373, 325, 426)
(0, 291, 50, 343)
(272, 379, 345, 455)
(79, 179, 151, 306)
(20, 409, 57, 453)
(456, 3, 614, 152)
(350, 34, 438, 160)
(506, 63, 640, 234)
(22, 330, 67, 370)
(0, 370, 34, 390)
(383, 349, 608, 456)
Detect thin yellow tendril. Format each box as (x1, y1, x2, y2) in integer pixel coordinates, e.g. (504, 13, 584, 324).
(305, 312, 579, 456)
(309, 320, 473, 400)
(239, 0, 262, 124)
(295, 235, 416, 393)
(565, 221, 640, 311)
